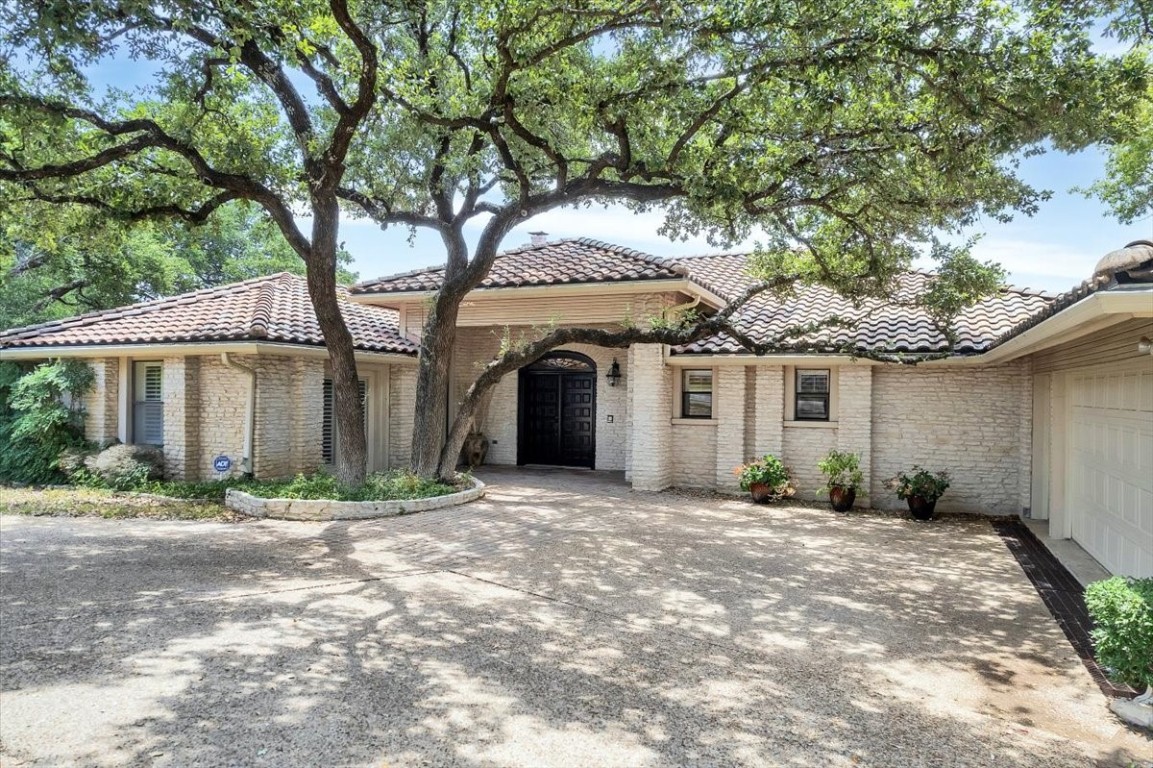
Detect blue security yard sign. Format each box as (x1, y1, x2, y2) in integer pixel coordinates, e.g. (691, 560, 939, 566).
(213, 455, 232, 473)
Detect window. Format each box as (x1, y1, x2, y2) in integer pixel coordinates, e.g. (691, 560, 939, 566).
(321, 378, 368, 464)
(681, 369, 713, 418)
(794, 369, 830, 421)
(133, 362, 164, 445)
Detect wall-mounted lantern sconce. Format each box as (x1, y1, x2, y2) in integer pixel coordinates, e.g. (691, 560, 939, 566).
(1139, 336, 1153, 355)
(606, 358, 622, 387)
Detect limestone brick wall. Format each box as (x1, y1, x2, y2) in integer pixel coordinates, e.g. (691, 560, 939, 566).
(714, 367, 747, 490)
(628, 344, 673, 490)
(782, 426, 839, 500)
(836, 366, 873, 500)
(870, 361, 1031, 515)
(290, 358, 325, 475)
(671, 424, 717, 487)
(448, 327, 629, 470)
(253, 356, 293, 479)
(753, 366, 784, 457)
(389, 364, 417, 470)
(83, 358, 119, 447)
(196, 356, 249, 479)
(162, 356, 200, 480)
(251, 355, 326, 480)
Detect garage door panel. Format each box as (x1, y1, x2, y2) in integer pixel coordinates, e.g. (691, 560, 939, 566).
(1069, 366, 1153, 578)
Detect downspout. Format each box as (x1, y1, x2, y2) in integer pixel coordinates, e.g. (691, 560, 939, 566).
(220, 352, 256, 477)
(665, 294, 702, 318)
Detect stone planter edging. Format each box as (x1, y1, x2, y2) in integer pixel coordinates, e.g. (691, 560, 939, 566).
(225, 477, 485, 521)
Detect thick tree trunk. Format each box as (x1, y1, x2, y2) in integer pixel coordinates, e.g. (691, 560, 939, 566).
(410, 293, 461, 478)
(438, 377, 496, 479)
(306, 199, 366, 487)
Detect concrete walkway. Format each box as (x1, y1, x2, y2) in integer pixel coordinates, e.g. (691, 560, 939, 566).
(1, 468, 1148, 767)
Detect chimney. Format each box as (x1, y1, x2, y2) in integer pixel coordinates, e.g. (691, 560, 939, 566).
(529, 231, 548, 246)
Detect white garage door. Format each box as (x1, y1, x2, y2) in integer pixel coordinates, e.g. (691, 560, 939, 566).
(1068, 362, 1153, 578)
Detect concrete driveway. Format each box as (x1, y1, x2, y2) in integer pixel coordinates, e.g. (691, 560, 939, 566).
(1, 469, 1147, 767)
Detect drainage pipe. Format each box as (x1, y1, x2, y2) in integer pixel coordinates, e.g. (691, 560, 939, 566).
(220, 352, 256, 477)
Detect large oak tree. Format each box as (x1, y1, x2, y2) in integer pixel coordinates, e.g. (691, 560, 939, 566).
(0, 1, 1146, 483)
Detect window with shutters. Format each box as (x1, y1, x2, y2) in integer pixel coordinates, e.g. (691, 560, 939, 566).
(132, 362, 164, 445)
(321, 378, 368, 464)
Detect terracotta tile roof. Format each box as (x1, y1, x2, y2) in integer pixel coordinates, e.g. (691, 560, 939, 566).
(674, 254, 1054, 355)
(352, 238, 683, 294)
(0, 273, 417, 355)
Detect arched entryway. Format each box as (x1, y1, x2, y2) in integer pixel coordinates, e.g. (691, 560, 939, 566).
(517, 351, 597, 468)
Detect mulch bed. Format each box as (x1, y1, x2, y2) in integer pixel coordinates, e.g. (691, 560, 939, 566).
(992, 518, 1139, 700)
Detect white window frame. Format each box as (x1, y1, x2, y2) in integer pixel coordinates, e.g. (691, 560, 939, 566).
(131, 361, 164, 445)
(784, 366, 838, 424)
(677, 368, 715, 420)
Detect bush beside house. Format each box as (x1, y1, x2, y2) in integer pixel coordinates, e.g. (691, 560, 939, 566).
(1085, 576, 1153, 692)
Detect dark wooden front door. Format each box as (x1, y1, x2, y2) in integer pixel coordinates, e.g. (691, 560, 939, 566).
(519, 367, 596, 468)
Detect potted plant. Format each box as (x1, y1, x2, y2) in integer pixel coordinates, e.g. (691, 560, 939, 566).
(734, 454, 795, 504)
(889, 466, 951, 520)
(818, 449, 864, 512)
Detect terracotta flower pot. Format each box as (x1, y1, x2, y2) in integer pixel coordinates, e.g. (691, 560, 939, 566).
(749, 483, 773, 503)
(907, 495, 938, 521)
(829, 486, 857, 512)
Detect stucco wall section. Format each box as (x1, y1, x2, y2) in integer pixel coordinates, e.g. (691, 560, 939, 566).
(389, 364, 417, 470)
(196, 356, 249, 479)
(83, 358, 119, 447)
(715, 367, 747, 489)
(162, 356, 200, 481)
(871, 362, 1030, 515)
(629, 344, 673, 490)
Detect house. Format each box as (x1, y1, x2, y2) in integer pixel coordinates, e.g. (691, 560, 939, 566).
(2, 238, 1151, 578)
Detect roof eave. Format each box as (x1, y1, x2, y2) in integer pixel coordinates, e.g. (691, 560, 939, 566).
(923, 287, 1153, 366)
(0, 340, 418, 363)
(349, 276, 728, 310)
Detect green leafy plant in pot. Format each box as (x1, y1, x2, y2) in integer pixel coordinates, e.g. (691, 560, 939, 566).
(889, 466, 950, 520)
(734, 455, 795, 504)
(818, 450, 864, 512)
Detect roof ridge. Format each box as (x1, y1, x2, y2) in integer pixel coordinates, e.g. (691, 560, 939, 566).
(0, 272, 290, 342)
(353, 262, 447, 290)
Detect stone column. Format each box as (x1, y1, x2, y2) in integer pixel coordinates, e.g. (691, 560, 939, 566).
(162, 356, 200, 481)
(82, 358, 120, 447)
(837, 366, 872, 501)
(628, 344, 673, 491)
(715, 366, 747, 490)
(291, 358, 326, 475)
(1016, 359, 1033, 517)
(754, 366, 784, 457)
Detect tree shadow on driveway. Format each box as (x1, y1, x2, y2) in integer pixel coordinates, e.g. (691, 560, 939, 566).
(1, 472, 1148, 767)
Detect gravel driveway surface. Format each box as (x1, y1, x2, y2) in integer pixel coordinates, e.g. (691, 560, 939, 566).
(1, 468, 1148, 767)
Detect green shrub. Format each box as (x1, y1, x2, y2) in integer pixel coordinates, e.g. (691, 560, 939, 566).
(818, 449, 865, 492)
(888, 465, 951, 502)
(63, 469, 458, 503)
(0, 360, 94, 484)
(1084, 576, 1153, 690)
(241, 471, 458, 501)
(733, 455, 794, 499)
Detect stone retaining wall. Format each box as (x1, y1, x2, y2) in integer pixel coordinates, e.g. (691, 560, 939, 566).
(225, 477, 485, 521)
